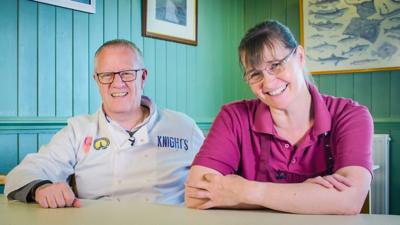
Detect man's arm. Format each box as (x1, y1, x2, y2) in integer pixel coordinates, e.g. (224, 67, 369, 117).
(185, 165, 371, 214)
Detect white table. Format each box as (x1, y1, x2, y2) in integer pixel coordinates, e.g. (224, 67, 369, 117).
(1, 195, 399, 225)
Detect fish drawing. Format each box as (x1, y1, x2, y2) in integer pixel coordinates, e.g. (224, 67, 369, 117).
(309, 20, 343, 31)
(345, 0, 376, 18)
(380, 6, 400, 18)
(308, 34, 324, 39)
(343, 17, 382, 43)
(309, 0, 340, 7)
(342, 44, 370, 56)
(384, 25, 400, 35)
(316, 54, 348, 66)
(350, 59, 379, 65)
(309, 7, 349, 20)
(338, 35, 359, 43)
(308, 42, 337, 52)
(372, 42, 398, 59)
(389, 17, 400, 23)
(387, 34, 400, 41)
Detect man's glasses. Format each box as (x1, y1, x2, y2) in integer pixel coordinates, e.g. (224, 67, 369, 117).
(244, 47, 297, 84)
(96, 69, 145, 84)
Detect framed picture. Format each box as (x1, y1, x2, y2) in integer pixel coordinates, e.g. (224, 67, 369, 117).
(142, 0, 198, 45)
(300, 0, 400, 75)
(33, 0, 96, 13)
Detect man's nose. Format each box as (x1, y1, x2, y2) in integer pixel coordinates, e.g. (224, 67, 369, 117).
(111, 73, 125, 86)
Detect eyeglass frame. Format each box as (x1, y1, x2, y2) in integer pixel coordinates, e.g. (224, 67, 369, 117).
(243, 46, 298, 84)
(96, 69, 145, 84)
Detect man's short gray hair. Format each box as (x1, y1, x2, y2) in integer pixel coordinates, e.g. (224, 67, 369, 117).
(95, 39, 145, 67)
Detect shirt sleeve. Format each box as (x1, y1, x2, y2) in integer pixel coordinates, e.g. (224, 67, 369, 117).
(7, 180, 52, 203)
(332, 103, 373, 174)
(4, 123, 78, 198)
(192, 106, 241, 175)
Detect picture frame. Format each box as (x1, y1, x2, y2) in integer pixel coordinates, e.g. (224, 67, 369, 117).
(300, 0, 400, 75)
(33, 0, 96, 14)
(142, 0, 198, 45)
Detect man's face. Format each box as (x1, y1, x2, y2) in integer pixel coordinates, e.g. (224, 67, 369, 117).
(94, 46, 147, 118)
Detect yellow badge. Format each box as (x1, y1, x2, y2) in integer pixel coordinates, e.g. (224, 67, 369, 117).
(93, 137, 110, 150)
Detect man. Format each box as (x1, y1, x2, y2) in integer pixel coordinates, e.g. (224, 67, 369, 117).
(5, 39, 204, 208)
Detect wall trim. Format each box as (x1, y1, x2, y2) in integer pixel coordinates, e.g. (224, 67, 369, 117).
(0, 117, 214, 133)
(1, 117, 399, 133)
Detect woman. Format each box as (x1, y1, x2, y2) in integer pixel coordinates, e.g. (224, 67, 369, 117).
(185, 20, 373, 215)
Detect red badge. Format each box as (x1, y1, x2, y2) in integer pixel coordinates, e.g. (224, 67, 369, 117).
(83, 136, 93, 154)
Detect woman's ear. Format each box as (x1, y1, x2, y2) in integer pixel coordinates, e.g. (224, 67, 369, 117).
(296, 45, 306, 68)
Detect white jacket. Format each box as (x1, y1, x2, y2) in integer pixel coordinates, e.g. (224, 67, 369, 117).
(5, 97, 204, 205)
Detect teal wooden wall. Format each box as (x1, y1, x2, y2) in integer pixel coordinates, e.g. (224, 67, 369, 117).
(243, 0, 400, 215)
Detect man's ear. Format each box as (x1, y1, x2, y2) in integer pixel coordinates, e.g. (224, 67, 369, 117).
(141, 69, 148, 81)
(140, 69, 148, 89)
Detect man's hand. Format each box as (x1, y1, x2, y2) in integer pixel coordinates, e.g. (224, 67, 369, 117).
(304, 173, 352, 191)
(35, 183, 81, 208)
(186, 173, 249, 209)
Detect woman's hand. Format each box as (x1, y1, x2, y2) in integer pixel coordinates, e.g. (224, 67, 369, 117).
(186, 173, 249, 209)
(304, 173, 352, 191)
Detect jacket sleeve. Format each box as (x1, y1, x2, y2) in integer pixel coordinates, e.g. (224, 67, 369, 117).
(4, 122, 78, 199)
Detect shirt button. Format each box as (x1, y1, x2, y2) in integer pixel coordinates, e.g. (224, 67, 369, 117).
(284, 144, 290, 148)
(145, 197, 149, 202)
(291, 158, 297, 164)
(118, 180, 122, 184)
(116, 198, 120, 202)
(144, 154, 148, 158)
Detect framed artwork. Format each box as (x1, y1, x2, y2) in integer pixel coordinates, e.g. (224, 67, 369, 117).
(300, 0, 400, 75)
(142, 0, 198, 45)
(33, 0, 96, 13)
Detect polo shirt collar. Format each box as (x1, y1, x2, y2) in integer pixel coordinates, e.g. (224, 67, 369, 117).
(251, 83, 332, 136)
(308, 83, 331, 137)
(253, 99, 274, 134)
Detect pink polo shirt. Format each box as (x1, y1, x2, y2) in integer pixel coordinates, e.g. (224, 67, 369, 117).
(192, 84, 373, 183)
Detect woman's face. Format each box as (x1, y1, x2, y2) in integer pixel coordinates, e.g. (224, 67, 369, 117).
(243, 42, 308, 111)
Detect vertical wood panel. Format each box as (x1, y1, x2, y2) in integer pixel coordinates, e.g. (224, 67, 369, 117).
(390, 71, 400, 118)
(354, 73, 372, 109)
(131, 0, 143, 51)
(271, 0, 286, 22)
(38, 4, 56, 117)
(88, 0, 104, 114)
(335, 74, 354, 99)
(176, 45, 187, 113)
(0, 134, 18, 174)
(0, 0, 18, 116)
(118, 0, 131, 40)
(186, 46, 197, 118)
(166, 42, 177, 110)
(143, 38, 156, 99)
(38, 133, 54, 148)
(56, 8, 73, 117)
(73, 11, 89, 115)
(286, 0, 300, 41)
(19, 0, 38, 116)
(155, 41, 167, 108)
(318, 75, 336, 96)
(389, 130, 400, 214)
(18, 134, 37, 162)
(104, 0, 118, 41)
(371, 72, 390, 118)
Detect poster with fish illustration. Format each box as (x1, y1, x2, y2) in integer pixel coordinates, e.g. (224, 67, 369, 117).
(300, 0, 400, 74)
